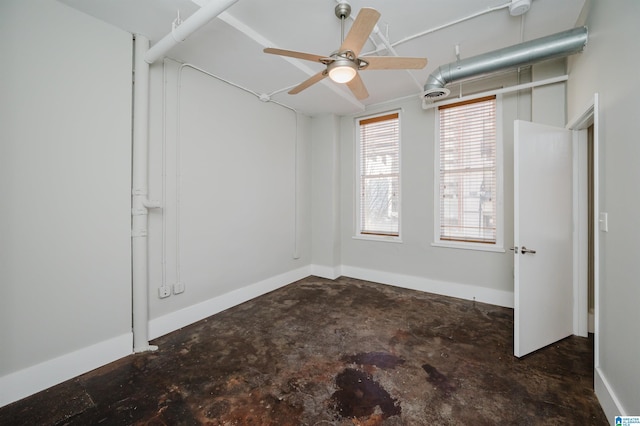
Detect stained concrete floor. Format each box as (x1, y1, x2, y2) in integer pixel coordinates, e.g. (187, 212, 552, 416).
(0, 276, 607, 425)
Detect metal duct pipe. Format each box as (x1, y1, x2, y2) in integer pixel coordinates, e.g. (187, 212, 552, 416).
(423, 26, 588, 101)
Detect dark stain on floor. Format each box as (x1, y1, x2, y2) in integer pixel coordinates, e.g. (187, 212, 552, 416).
(0, 276, 608, 425)
(422, 363, 456, 397)
(331, 368, 401, 420)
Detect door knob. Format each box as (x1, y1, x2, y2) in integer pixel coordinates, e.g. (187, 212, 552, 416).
(521, 246, 536, 255)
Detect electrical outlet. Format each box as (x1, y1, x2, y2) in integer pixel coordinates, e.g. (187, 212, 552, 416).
(173, 282, 185, 295)
(158, 285, 171, 299)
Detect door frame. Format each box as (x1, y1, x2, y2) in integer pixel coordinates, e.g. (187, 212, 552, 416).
(569, 93, 599, 364)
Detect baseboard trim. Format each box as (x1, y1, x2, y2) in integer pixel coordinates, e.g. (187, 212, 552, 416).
(3, 265, 614, 426)
(595, 366, 626, 423)
(149, 266, 312, 340)
(0, 332, 132, 408)
(341, 266, 514, 308)
(310, 264, 342, 280)
(0, 266, 516, 409)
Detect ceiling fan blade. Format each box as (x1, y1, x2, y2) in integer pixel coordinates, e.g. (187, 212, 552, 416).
(346, 72, 369, 100)
(264, 47, 328, 63)
(339, 7, 381, 57)
(289, 70, 328, 94)
(362, 56, 428, 70)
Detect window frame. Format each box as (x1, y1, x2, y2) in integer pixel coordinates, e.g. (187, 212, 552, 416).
(433, 96, 504, 252)
(354, 110, 402, 243)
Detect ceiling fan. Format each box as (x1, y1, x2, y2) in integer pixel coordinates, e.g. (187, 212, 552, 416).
(263, 2, 428, 100)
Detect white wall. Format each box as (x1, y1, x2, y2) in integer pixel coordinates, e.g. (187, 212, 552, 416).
(332, 70, 538, 307)
(532, 58, 566, 127)
(4, 0, 623, 413)
(567, 0, 640, 417)
(0, 0, 133, 405)
(147, 61, 312, 336)
(0, 1, 312, 404)
(310, 114, 342, 278)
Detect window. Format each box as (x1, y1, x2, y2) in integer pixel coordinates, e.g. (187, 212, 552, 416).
(435, 96, 502, 249)
(356, 112, 400, 239)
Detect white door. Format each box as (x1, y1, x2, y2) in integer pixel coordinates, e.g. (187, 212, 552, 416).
(514, 120, 573, 358)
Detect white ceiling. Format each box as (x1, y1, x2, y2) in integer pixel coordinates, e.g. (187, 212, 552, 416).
(58, 0, 585, 116)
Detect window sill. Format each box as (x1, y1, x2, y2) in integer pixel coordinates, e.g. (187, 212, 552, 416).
(431, 241, 505, 253)
(353, 234, 403, 244)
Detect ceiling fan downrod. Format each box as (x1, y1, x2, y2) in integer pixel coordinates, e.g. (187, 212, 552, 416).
(335, 1, 351, 44)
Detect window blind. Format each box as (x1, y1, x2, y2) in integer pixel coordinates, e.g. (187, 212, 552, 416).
(438, 96, 497, 243)
(359, 112, 400, 236)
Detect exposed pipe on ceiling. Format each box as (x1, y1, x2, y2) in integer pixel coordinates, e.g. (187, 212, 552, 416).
(390, 2, 512, 49)
(423, 26, 588, 101)
(356, 1, 513, 92)
(144, 0, 239, 64)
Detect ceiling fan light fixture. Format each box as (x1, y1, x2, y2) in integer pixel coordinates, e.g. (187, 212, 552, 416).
(328, 59, 357, 83)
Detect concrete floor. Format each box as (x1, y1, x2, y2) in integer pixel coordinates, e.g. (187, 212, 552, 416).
(0, 276, 607, 425)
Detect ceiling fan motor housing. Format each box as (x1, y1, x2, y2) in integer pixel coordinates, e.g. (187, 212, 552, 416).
(335, 2, 351, 19)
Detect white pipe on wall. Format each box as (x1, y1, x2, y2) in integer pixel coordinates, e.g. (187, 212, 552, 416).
(132, 34, 160, 353)
(144, 0, 239, 65)
(133, 0, 238, 352)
